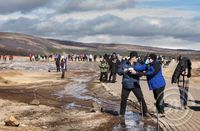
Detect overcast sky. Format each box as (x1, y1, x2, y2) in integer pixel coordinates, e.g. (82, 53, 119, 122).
(0, 0, 200, 50)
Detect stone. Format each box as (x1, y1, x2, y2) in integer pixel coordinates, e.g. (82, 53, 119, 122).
(4, 115, 20, 127)
(90, 102, 101, 112)
(30, 99, 40, 105)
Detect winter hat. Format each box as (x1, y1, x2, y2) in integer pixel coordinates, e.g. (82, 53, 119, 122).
(129, 51, 138, 58)
(149, 53, 157, 60)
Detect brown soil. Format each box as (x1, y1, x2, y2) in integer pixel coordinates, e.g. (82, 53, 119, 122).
(0, 69, 118, 130)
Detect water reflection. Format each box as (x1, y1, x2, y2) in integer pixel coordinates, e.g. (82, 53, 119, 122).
(113, 111, 156, 131)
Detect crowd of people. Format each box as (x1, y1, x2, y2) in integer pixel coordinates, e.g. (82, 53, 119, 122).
(29, 54, 53, 62)
(67, 54, 97, 62)
(0, 55, 14, 61)
(99, 51, 192, 119)
(99, 52, 120, 83)
(116, 51, 166, 117)
(1, 51, 191, 120)
(98, 52, 172, 83)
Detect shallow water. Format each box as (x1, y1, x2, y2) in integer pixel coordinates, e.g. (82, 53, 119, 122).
(54, 74, 156, 131)
(113, 111, 156, 131)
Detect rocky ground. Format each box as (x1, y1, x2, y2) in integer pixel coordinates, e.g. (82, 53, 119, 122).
(1, 57, 199, 131)
(0, 57, 158, 131)
(0, 58, 119, 131)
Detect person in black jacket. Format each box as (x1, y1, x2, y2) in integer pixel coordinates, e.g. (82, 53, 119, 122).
(172, 56, 192, 109)
(56, 54, 61, 72)
(109, 53, 120, 83)
(117, 51, 150, 117)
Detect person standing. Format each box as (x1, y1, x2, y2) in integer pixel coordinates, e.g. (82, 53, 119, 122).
(94, 55, 97, 62)
(99, 57, 109, 82)
(143, 53, 166, 116)
(56, 54, 61, 72)
(172, 56, 192, 109)
(60, 56, 66, 78)
(109, 53, 120, 83)
(89, 54, 93, 62)
(117, 51, 150, 117)
(65, 57, 68, 71)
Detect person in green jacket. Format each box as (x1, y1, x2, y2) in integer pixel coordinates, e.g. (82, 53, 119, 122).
(99, 58, 109, 82)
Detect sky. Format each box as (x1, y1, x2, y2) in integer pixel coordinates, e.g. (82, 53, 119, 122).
(0, 0, 200, 50)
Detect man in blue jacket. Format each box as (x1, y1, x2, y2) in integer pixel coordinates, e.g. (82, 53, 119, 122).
(117, 51, 150, 117)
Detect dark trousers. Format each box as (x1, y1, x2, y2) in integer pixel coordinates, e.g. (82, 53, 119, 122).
(178, 75, 189, 107)
(109, 72, 116, 82)
(61, 68, 65, 78)
(120, 87, 148, 115)
(56, 62, 60, 72)
(153, 87, 165, 114)
(100, 72, 108, 82)
(179, 87, 188, 106)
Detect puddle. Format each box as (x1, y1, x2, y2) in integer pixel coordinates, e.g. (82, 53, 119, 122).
(113, 111, 156, 131)
(54, 77, 94, 100)
(65, 102, 91, 110)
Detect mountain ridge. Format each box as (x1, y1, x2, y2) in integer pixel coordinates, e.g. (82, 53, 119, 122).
(0, 32, 199, 59)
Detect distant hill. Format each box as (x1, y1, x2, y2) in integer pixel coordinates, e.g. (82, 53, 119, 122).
(0, 32, 200, 59)
(0, 32, 84, 55)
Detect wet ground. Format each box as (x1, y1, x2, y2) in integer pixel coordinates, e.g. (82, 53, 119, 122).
(0, 60, 158, 130)
(0, 71, 157, 130)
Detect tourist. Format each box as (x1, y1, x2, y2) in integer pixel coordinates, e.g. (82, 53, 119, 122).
(172, 56, 192, 109)
(143, 53, 166, 117)
(109, 52, 120, 83)
(117, 51, 150, 117)
(99, 57, 109, 82)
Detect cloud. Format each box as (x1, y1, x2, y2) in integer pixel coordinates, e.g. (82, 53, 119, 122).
(77, 35, 200, 50)
(0, 17, 38, 34)
(50, 14, 200, 41)
(136, 0, 172, 1)
(0, 0, 200, 50)
(1, 14, 200, 45)
(0, 0, 50, 14)
(52, 0, 135, 13)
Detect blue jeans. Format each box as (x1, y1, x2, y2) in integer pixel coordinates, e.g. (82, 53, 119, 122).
(179, 87, 188, 106)
(178, 75, 189, 106)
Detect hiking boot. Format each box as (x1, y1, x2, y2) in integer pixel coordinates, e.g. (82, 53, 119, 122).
(184, 106, 189, 110)
(158, 113, 165, 117)
(153, 112, 165, 117)
(143, 113, 151, 118)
